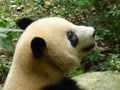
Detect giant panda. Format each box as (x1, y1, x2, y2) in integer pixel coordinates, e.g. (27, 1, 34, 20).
(4, 17, 95, 90)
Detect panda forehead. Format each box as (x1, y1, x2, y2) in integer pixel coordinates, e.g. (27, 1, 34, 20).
(31, 17, 75, 30)
(37, 17, 73, 24)
(25, 17, 91, 42)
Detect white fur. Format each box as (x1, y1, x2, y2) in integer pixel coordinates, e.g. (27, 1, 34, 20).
(4, 17, 95, 90)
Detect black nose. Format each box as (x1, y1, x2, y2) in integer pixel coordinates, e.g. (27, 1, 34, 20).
(92, 31, 96, 37)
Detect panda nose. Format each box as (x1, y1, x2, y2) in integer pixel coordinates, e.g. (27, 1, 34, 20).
(92, 31, 96, 37)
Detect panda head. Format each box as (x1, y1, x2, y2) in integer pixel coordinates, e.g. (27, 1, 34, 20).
(15, 17, 95, 73)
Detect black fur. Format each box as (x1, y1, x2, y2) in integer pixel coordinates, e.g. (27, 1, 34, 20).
(43, 77, 84, 90)
(67, 31, 78, 47)
(16, 17, 33, 29)
(31, 37, 46, 58)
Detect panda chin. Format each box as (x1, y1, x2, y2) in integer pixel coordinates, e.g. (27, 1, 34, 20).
(82, 43, 95, 52)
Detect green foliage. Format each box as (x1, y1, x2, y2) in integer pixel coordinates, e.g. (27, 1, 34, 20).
(83, 49, 120, 72)
(0, 30, 21, 54)
(0, 59, 11, 78)
(0, 15, 13, 54)
(0, 14, 11, 28)
(0, 38, 14, 54)
(98, 53, 120, 71)
(106, 54, 120, 71)
(68, 68, 84, 77)
(0, 29, 21, 54)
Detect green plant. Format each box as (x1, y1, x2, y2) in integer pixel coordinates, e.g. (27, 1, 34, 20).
(68, 68, 84, 77)
(0, 59, 11, 76)
(0, 59, 11, 83)
(105, 54, 120, 71)
(0, 14, 11, 28)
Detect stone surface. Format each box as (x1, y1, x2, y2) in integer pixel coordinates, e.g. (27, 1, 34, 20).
(72, 71, 120, 90)
(0, 84, 3, 90)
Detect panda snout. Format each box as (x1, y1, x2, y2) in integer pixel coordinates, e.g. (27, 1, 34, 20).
(86, 27, 96, 38)
(87, 27, 96, 37)
(81, 27, 96, 52)
(78, 26, 96, 38)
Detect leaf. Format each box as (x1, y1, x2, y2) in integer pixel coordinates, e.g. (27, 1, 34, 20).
(0, 38, 14, 54)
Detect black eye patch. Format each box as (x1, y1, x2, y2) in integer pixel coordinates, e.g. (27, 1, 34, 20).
(67, 31, 78, 47)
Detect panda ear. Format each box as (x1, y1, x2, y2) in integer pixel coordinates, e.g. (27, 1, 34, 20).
(31, 37, 47, 59)
(16, 17, 33, 30)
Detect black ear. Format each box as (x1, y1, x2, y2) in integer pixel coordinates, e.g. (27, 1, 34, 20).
(31, 37, 46, 59)
(16, 17, 33, 30)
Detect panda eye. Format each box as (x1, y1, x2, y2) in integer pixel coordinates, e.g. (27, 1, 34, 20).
(67, 31, 78, 47)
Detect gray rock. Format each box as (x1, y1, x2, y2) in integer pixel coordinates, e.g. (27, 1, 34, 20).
(72, 71, 120, 90)
(0, 84, 3, 90)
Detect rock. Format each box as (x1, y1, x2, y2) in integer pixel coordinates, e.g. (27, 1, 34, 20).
(72, 71, 120, 90)
(0, 84, 3, 90)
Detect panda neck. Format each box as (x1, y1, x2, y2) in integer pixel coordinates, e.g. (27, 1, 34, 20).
(4, 58, 64, 90)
